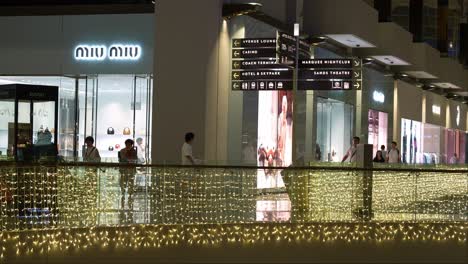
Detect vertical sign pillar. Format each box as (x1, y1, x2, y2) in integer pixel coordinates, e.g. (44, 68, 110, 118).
(355, 143, 373, 220)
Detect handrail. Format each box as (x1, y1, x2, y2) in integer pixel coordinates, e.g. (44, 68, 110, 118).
(1, 160, 468, 173)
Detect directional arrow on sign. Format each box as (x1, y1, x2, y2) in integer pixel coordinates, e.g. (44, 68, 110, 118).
(232, 82, 240, 89)
(233, 61, 240, 69)
(233, 50, 240, 57)
(232, 72, 240, 79)
(353, 71, 361, 78)
(234, 40, 241, 47)
(353, 82, 361, 89)
(353, 59, 361, 67)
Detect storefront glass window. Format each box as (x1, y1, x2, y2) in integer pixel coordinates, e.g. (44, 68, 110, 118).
(316, 97, 354, 162)
(368, 109, 388, 156)
(401, 118, 422, 164)
(0, 75, 152, 162)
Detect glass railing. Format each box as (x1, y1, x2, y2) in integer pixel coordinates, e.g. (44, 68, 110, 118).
(0, 162, 466, 231)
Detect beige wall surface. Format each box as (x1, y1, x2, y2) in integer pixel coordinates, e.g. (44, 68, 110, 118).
(393, 80, 423, 146)
(153, 0, 223, 163)
(396, 80, 423, 122)
(424, 91, 448, 128)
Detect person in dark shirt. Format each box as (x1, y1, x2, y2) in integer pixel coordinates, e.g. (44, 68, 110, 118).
(373, 150, 385, 163)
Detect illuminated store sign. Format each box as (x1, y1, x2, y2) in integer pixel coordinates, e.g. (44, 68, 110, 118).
(372, 91, 385, 103)
(432, 105, 441, 115)
(74, 44, 141, 61)
(456, 106, 460, 126)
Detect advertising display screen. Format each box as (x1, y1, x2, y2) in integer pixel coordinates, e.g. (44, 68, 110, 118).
(368, 109, 388, 156)
(401, 118, 422, 164)
(256, 91, 293, 188)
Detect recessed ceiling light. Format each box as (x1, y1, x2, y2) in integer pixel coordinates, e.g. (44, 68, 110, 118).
(326, 34, 376, 48)
(403, 71, 438, 79)
(371, 56, 410, 66)
(432, 82, 461, 89)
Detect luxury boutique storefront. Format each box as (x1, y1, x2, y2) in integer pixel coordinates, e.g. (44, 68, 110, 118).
(0, 14, 154, 162)
(0, 75, 152, 160)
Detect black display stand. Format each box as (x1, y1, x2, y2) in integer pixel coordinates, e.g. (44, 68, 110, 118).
(0, 84, 59, 162)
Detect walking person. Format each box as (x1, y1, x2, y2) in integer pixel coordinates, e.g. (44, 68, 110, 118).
(387, 141, 401, 164)
(83, 136, 101, 162)
(118, 139, 137, 224)
(181, 132, 196, 165)
(342, 136, 360, 163)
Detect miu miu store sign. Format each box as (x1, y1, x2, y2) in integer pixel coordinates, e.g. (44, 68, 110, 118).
(74, 44, 141, 61)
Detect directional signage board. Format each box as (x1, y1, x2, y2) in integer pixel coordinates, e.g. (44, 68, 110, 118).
(299, 58, 362, 69)
(232, 81, 293, 91)
(298, 69, 362, 80)
(232, 38, 277, 48)
(232, 70, 293, 81)
(277, 46, 312, 60)
(277, 32, 311, 52)
(298, 80, 361, 90)
(232, 48, 277, 59)
(230, 35, 362, 91)
(232, 60, 289, 70)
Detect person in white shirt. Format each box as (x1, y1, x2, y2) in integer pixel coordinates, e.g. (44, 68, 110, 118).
(387, 141, 401, 164)
(181, 132, 195, 165)
(135, 137, 146, 164)
(342, 136, 360, 163)
(83, 136, 101, 162)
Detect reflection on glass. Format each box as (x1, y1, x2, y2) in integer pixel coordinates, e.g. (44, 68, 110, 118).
(256, 194, 291, 222)
(33, 101, 55, 145)
(0, 100, 14, 158)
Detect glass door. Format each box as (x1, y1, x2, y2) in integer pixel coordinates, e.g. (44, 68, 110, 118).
(77, 76, 98, 159)
(134, 75, 151, 163)
(316, 97, 354, 162)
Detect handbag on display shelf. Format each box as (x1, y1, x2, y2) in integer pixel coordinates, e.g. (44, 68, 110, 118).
(123, 127, 131, 135)
(107, 127, 115, 135)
